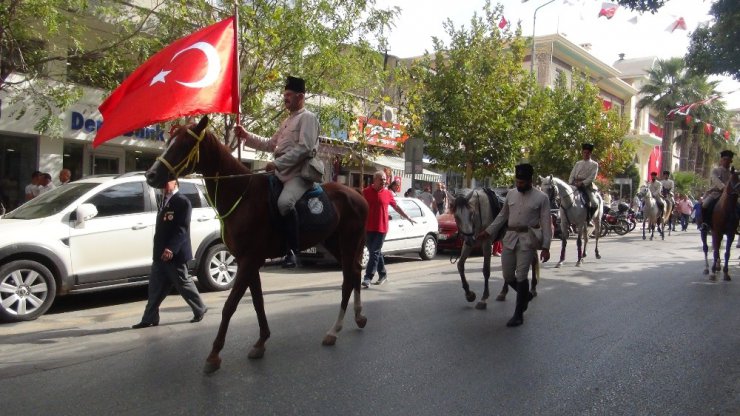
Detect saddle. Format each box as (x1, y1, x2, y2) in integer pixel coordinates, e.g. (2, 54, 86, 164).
(268, 175, 337, 233)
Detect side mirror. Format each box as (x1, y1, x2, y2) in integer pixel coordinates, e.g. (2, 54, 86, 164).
(74, 203, 98, 228)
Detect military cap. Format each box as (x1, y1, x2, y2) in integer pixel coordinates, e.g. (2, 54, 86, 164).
(285, 76, 306, 93)
(515, 163, 534, 180)
(582, 143, 594, 151)
(720, 150, 734, 158)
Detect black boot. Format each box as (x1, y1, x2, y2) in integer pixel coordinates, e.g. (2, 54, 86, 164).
(282, 208, 300, 269)
(506, 279, 530, 327)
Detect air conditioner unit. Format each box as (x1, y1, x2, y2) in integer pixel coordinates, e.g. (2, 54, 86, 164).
(382, 106, 397, 123)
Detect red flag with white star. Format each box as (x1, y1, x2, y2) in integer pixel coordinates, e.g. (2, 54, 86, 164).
(94, 17, 238, 147)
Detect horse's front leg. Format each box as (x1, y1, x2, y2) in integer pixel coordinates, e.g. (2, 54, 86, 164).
(723, 233, 733, 281)
(530, 255, 539, 297)
(557, 225, 568, 268)
(701, 228, 710, 275)
(476, 239, 493, 309)
(711, 232, 721, 279)
(457, 244, 477, 302)
(593, 221, 601, 259)
(576, 232, 584, 266)
(323, 238, 366, 346)
(204, 262, 261, 374)
(642, 220, 647, 240)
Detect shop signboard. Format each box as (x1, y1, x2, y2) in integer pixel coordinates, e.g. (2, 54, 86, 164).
(349, 117, 408, 149)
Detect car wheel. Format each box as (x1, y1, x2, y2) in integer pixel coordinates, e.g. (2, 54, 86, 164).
(0, 260, 57, 322)
(198, 244, 237, 291)
(419, 234, 438, 260)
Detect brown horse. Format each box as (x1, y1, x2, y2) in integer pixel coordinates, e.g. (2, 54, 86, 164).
(145, 116, 369, 373)
(701, 168, 739, 280)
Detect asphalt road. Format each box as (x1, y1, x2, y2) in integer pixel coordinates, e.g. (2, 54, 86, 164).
(1, 228, 738, 415)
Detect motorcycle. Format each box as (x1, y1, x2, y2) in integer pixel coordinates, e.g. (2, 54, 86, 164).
(599, 210, 630, 236)
(616, 207, 637, 232)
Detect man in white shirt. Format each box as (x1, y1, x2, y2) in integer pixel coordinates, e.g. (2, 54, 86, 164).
(569, 143, 599, 224)
(37, 173, 56, 195)
(25, 171, 41, 201)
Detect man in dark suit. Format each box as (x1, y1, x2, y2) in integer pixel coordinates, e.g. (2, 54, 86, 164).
(132, 179, 207, 328)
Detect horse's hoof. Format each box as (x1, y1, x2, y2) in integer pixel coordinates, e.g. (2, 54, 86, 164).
(555, 263, 562, 269)
(724, 275, 731, 281)
(203, 358, 221, 374)
(643, 236, 646, 240)
(475, 301, 487, 310)
(322, 334, 337, 346)
(595, 254, 601, 259)
(355, 315, 367, 328)
(703, 269, 709, 275)
(465, 292, 476, 302)
(530, 290, 537, 298)
(495, 294, 506, 301)
(248, 346, 265, 359)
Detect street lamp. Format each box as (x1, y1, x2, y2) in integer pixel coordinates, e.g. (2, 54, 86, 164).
(530, 0, 556, 73)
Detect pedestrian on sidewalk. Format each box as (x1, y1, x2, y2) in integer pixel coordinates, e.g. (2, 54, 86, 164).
(362, 170, 415, 288)
(676, 194, 692, 231)
(476, 163, 551, 327)
(132, 179, 207, 328)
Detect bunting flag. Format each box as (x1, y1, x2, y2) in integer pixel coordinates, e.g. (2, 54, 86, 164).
(94, 17, 239, 147)
(627, 16, 639, 24)
(666, 17, 687, 32)
(498, 16, 508, 29)
(598, 3, 619, 19)
(666, 95, 721, 118)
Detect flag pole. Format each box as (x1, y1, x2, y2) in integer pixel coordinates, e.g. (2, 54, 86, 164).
(233, 3, 242, 160)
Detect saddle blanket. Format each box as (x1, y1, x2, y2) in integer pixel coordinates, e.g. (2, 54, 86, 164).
(268, 176, 336, 233)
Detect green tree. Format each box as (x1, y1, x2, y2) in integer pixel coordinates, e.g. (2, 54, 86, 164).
(615, 0, 668, 13)
(400, 1, 536, 187)
(686, 0, 739, 81)
(529, 71, 632, 187)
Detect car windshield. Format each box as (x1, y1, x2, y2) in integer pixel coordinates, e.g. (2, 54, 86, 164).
(3, 183, 98, 220)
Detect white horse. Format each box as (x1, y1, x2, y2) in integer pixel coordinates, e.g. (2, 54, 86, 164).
(638, 185, 663, 240)
(540, 175, 602, 267)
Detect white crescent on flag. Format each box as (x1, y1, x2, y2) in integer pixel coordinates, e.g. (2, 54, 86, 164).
(170, 41, 221, 88)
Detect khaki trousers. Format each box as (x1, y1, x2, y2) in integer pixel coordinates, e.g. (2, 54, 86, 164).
(500, 240, 535, 283)
(278, 176, 313, 215)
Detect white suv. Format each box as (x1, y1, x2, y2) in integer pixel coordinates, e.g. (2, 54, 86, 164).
(0, 173, 236, 322)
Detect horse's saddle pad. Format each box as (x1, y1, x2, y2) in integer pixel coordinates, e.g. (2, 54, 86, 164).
(268, 176, 336, 232)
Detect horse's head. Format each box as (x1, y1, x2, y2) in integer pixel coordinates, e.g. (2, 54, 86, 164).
(146, 115, 210, 188)
(449, 191, 477, 246)
(539, 175, 558, 203)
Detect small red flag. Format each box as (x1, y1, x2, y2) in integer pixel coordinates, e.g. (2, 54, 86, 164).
(704, 123, 714, 135)
(94, 17, 239, 147)
(724, 131, 731, 141)
(498, 16, 508, 29)
(598, 3, 619, 19)
(666, 17, 687, 33)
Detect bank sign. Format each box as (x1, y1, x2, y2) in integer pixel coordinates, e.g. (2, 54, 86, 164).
(69, 111, 165, 142)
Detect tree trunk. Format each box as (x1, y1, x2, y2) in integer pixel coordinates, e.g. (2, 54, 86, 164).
(465, 159, 473, 188)
(661, 121, 674, 172)
(688, 132, 698, 173)
(678, 129, 690, 171)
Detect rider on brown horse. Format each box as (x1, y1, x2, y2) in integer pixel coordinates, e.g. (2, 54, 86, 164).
(234, 76, 322, 268)
(701, 150, 734, 230)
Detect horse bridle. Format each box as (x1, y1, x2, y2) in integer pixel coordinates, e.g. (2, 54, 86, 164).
(156, 125, 208, 179)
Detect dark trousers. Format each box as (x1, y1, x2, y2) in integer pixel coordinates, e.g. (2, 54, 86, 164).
(140, 261, 206, 324)
(364, 231, 387, 281)
(436, 202, 445, 214)
(680, 213, 689, 231)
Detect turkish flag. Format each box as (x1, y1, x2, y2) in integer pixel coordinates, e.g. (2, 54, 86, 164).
(94, 17, 238, 147)
(498, 16, 508, 29)
(598, 3, 618, 19)
(666, 17, 687, 32)
(647, 145, 662, 181)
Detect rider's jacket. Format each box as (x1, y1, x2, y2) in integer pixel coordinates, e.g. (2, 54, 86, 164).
(661, 178, 675, 196)
(709, 166, 731, 193)
(648, 179, 663, 199)
(568, 159, 599, 190)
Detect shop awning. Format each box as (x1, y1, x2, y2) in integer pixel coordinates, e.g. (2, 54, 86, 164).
(372, 155, 442, 183)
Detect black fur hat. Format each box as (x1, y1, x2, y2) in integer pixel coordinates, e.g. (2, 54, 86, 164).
(285, 76, 306, 93)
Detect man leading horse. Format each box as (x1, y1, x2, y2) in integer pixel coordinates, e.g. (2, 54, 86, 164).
(235, 76, 321, 268)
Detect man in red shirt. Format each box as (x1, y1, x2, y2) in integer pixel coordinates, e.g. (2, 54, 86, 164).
(363, 170, 415, 288)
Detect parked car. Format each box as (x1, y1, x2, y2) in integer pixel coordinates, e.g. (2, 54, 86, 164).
(0, 172, 236, 322)
(299, 197, 439, 268)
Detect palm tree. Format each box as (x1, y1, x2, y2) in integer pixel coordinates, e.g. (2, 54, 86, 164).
(685, 80, 728, 176)
(637, 58, 696, 171)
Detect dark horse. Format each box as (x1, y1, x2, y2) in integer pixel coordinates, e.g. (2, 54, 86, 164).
(145, 116, 369, 374)
(701, 168, 739, 280)
(448, 189, 539, 309)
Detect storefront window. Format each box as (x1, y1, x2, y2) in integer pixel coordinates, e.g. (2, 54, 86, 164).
(0, 135, 38, 212)
(63, 141, 84, 181)
(125, 150, 159, 172)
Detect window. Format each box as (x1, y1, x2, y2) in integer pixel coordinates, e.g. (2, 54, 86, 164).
(396, 199, 424, 218)
(178, 182, 206, 209)
(86, 182, 146, 217)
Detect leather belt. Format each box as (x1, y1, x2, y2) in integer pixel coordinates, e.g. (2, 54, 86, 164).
(509, 225, 538, 233)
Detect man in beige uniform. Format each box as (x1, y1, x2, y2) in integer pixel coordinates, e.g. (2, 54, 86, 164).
(701, 150, 734, 229)
(235, 76, 320, 268)
(569, 143, 599, 224)
(477, 163, 551, 327)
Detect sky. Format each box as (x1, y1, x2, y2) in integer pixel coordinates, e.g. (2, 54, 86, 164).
(374, 0, 740, 110)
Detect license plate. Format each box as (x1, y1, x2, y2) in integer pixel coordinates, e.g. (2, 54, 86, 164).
(438, 234, 448, 240)
(302, 247, 317, 254)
